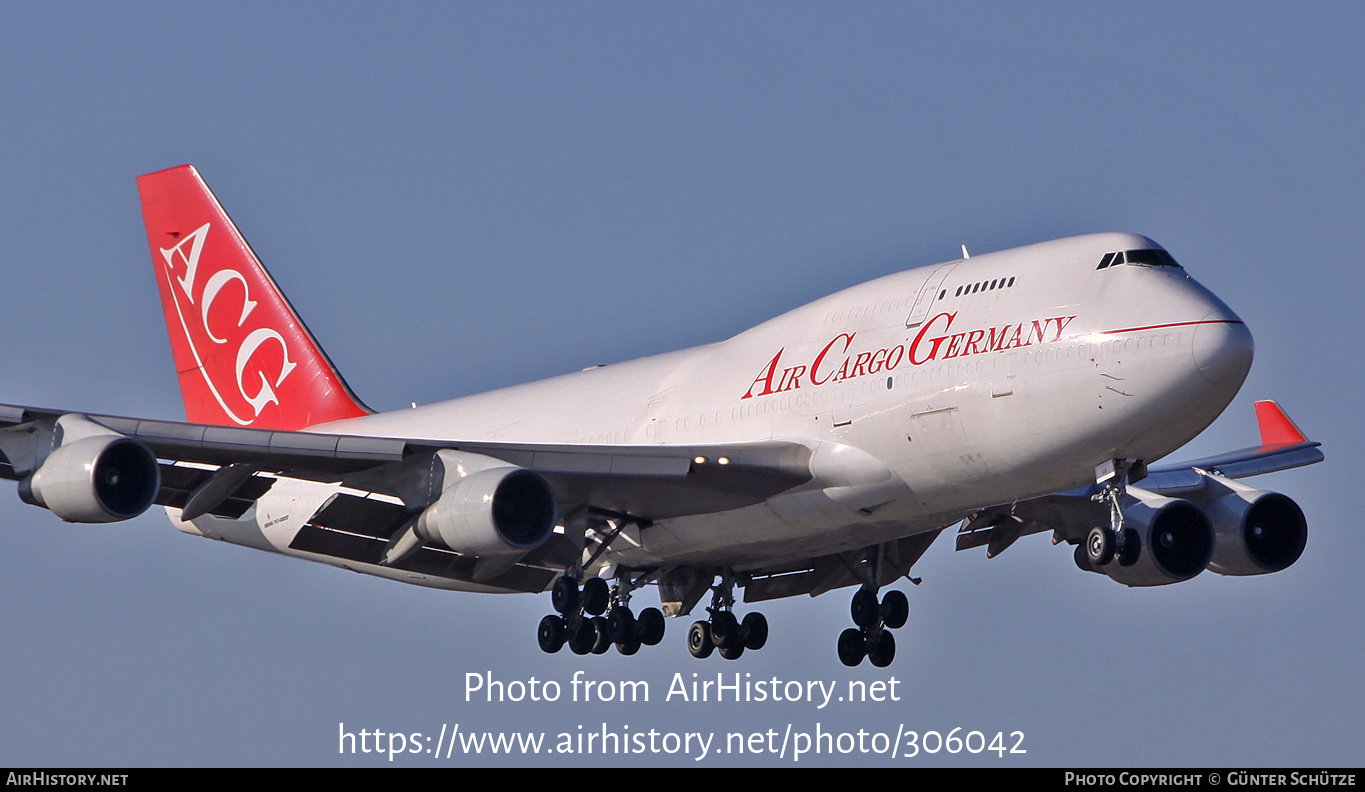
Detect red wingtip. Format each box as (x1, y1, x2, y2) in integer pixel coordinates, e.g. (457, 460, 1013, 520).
(1254, 400, 1307, 446)
(138, 165, 371, 430)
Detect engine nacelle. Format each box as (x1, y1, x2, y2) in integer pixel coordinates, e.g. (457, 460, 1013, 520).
(1202, 482, 1307, 576)
(19, 435, 161, 523)
(1099, 489, 1213, 587)
(415, 464, 557, 556)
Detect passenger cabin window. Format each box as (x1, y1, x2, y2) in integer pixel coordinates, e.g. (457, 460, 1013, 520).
(1097, 249, 1181, 270)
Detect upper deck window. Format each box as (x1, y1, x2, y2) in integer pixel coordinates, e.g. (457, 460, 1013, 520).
(1097, 249, 1181, 270)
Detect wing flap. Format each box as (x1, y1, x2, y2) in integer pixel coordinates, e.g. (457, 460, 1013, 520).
(742, 531, 942, 603)
(955, 495, 1101, 552)
(287, 521, 558, 593)
(307, 492, 410, 538)
(156, 463, 276, 519)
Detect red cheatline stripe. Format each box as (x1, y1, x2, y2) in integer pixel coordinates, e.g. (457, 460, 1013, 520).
(1101, 319, 1245, 335)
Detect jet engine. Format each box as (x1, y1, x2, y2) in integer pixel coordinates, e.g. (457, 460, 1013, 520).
(414, 462, 557, 556)
(1095, 488, 1214, 587)
(19, 434, 161, 523)
(1201, 479, 1307, 576)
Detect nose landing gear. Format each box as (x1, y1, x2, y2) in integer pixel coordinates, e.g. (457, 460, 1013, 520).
(1086, 458, 1143, 569)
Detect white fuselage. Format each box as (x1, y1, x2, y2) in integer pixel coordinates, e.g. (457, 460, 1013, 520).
(175, 232, 1254, 589)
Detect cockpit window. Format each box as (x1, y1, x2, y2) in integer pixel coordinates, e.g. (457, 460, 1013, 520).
(1097, 249, 1181, 270)
(1124, 249, 1179, 268)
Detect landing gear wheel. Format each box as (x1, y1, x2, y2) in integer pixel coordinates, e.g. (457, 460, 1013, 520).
(568, 620, 596, 655)
(615, 633, 641, 656)
(710, 611, 739, 649)
(741, 612, 768, 651)
(1087, 526, 1115, 567)
(838, 628, 866, 667)
(880, 590, 909, 630)
(582, 577, 610, 616)
(551, 576, 579, 615)
(688, 620, 714, 659)
(537, 614, 566, 653)
(589, 616, 611, 654)
(867, 630, 896, 668)
(636, 608, 666, 646)
(1118, 527, 1142, 567)
(607, 606, 635, 643)
(851, 588, 880, 629)
(718, 642, 745, 660)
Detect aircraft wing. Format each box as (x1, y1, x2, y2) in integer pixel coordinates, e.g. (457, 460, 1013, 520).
(0, 401, 812, 527)
(1137, 400, 1323, 493)
(955, 400, 1322, 556)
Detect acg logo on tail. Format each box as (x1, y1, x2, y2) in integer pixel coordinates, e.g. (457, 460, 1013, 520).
(159, 222, 297, 425)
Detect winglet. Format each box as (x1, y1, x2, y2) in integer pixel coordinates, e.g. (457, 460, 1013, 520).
(137, 165, 372, 430)
(1254, 400, 1307, 446)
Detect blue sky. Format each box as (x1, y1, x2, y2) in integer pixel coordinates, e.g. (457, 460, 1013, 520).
(0, 3, 1359, 766)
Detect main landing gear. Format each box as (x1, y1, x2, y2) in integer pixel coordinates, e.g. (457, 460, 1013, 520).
(836, 586, 908, 668)
(687, 573, 768, 661)
(537, 574, 665, 656)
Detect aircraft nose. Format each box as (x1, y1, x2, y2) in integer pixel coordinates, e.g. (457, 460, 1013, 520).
(1191, 312, 1254, 385)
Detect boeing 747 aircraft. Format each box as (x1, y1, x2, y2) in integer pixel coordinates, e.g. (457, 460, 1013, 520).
(0, 165, 1320, 666)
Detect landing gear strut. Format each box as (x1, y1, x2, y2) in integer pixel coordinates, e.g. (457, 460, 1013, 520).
(1087, 459, 1142, 568)
(836, 541, 913, 668)
(688, 571, 768, 661)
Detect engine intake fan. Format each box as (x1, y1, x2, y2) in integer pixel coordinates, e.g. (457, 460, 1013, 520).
(20, 434, 160, 523)
(1097, 488, 1213, 587)
(414, 458, 558, 556)
(1201, 477, 1307, 576)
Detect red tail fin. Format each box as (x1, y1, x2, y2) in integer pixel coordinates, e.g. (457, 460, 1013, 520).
(137, 165, 370, 430)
